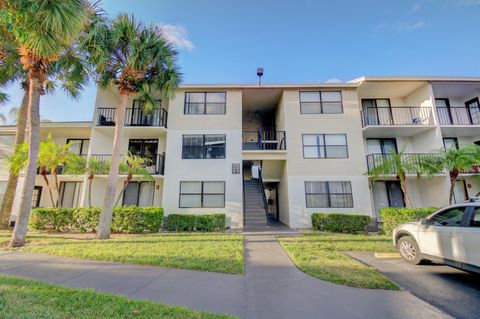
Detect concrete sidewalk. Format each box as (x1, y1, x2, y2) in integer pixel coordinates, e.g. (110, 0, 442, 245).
(0, 232, 450, 319)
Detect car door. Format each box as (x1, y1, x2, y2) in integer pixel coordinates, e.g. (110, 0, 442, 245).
(454, 206, 480, 267)
(417, 206, 468, 260)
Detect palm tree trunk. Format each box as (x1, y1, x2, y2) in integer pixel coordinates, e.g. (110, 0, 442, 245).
(52, 168, 60, 208)
(88, 174, 93, 208)
(399, 172, 413, 208)
(10, 77, 42, 247)
(0, 91, 28, 229)
(115, 175, 131, 206)
(41, 170, 56, 208)
(97, 94, 128, 239)
(449, 169, 459, 204)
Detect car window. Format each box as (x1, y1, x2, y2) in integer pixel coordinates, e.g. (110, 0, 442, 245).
(428, 207, 466, 227)
(470, 207, 480, 228)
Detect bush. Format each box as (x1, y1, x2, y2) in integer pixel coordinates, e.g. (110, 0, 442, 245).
(380, 207, 437, 235)
(112, 206, 163, 233)
(166, 214, 226, 232)
(29, 208, 74, 232)
(28, 206, 163, 233)
(311, 213, 371, 233)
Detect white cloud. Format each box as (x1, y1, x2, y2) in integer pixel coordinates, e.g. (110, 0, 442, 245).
(409, 3, 421, 13)
(159, 24, 195, 51)
(394, 20, 428, 32)
(325, 78, 343, 83)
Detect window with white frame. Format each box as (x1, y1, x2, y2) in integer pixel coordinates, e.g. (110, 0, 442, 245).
(302, 134, 348, 158)
(305, 181, 353, 208)
(184, 92, 226, 114)
(179, 181, 225, 208)
(299, 91, 342, 114)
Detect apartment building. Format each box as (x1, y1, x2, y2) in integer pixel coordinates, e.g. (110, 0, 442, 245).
(1, 76, 479, 229)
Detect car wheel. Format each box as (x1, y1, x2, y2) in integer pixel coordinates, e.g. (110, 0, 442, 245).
(398, 236, 423, 265)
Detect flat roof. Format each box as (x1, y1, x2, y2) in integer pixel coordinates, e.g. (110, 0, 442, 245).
(0, 121, 92, 131)
(350, 76, 480, 83)
(179, 82, 359, 89)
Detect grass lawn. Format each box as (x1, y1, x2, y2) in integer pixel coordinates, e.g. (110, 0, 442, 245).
(279, 233, 399, 290)
(0, 275, 235, 319)
(0, 231, 243, 274)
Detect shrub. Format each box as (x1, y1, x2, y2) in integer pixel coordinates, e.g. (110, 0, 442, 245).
(380, 207, 437, 235)
(28, 206, 163, 233)
(166, 214, 226, 232)
(112, 206, 163, 233)
(311, 213, 371, 233)
(29, 208, 74, 232)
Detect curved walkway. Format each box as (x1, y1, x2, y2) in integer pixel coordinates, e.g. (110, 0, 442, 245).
(0, 230, 450, 319)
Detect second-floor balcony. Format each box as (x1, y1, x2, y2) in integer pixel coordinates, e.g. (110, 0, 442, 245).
(366, 153, 480, 175)
(97, 107, 168, 127)
(361, 107, 434, 127)
(51, 153, 165, 176)
(436, 106, 480, 126)
(242, 130, 286, 151)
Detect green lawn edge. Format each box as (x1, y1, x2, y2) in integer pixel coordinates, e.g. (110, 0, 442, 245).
(0, 274, 236, 319)
(0, 232, 244, 275)
(278, 233, 400, 290)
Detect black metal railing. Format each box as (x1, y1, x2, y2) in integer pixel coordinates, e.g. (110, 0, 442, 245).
(436, 106, 480, 125)
(242, 130, 286, 150)
(97, 107, 168, 127)
(89, 153, 165, 175)
(366, 153, 443, 175)
(361, 107, 434, 127)
(258, 167, 270, 226)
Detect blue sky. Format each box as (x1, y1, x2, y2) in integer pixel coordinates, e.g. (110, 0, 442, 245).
(2, 0, 480, 122)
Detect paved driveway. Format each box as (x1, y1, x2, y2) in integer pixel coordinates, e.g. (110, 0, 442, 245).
(348, 252, 480, 319)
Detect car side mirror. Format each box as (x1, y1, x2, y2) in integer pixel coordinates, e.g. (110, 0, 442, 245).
(420, 218, 428, 225)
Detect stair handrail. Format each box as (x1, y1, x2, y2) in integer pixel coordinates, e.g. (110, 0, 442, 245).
(258, 167, 270, 226)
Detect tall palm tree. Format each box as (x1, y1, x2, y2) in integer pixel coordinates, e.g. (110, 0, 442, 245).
(115, 152, 153, 206)
(86, 14, 181, 239)
(1, 0, 90, 246)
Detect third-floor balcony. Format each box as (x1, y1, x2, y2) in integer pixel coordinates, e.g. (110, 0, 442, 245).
(97, 107, 168, 127)
(361, 106, 435, 127)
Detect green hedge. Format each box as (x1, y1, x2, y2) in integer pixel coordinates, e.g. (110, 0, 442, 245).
(166, 214, 226, 232)
(311, 213, 371, 233)
(29, 206, 163, 233)
(380, 207, 437, 235)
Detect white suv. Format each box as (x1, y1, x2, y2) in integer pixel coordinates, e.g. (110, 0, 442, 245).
(393, 203, 480, 273)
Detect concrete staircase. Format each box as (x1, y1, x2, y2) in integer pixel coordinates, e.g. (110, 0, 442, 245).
(243, 179, 268, 228)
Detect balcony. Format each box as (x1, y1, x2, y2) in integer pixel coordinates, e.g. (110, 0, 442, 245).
(97, 108, 168, 127)
(366, 153, 480, 176)
(53, 153, 165, 175)
(436, 107, 480, 126)
(242, 130, 286, 151)
(361, 107, 434, 127)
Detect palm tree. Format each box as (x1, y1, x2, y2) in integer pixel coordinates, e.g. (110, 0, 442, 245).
(37, 135, 80, 208)
(368, 147, 434, 208)
(86, 14, 181, 239)
(115, 152, 153, 206)
(1, 0, 90, 246)
(420, 145, 480, 204)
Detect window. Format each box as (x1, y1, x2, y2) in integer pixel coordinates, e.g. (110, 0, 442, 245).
(443, 137, 459, 150)
(128, 139, 158, 172)
(66, 139, 89, 155)
(122, 181, 154, 206)
(185, 92, 226, 114)
(302, 134, 348, 158)
(300, 91, 342, 114)
(428, 207, 467, 227)
(470, 207, 480, 227)
(59, 182, 82, 208)
(305, 181, 353, 208)
(182, 134, 226, 159)
(366, 138, 397, 155)
(179, 181, 225, 208)
(32, 186, 42, 208)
